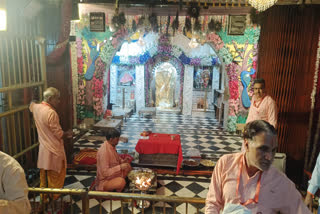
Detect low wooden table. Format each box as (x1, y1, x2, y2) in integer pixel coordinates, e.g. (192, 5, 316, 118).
(93, 119, 122, 133)
(112, 108, 133, 121)
(138, 107, 156, 118)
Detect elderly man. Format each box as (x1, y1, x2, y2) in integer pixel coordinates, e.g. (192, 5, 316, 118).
(305, 152, 320, 213)
(29, 87, 72, 200)
(0, 151, 31, 214)
(205, 120, 310, 214)
(96, 129, 132, 192)
(246, 79, 278, 129)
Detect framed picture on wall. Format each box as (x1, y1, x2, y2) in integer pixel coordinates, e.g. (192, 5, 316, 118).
(193, 66, 213, 91)
(228, 15, 246, 35)
(90, 12, 105, 32)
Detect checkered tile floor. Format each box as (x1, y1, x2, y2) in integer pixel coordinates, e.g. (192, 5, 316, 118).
(66, 112, 242, 213)
(74, 112, 242, 156)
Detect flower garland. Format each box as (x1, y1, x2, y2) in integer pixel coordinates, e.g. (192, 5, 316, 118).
(92, 57, 106, 119)
(111, 27, 128, 48)
(207, 32, 224, 50)
(310, 33, 320, 109)
(76, 38, 86, 121)
(111, 34, 219, 66)
(305, 33, 320, 171)
(77, 79, 86, 121)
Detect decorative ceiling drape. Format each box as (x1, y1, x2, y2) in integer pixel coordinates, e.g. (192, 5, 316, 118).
(257, 5, 320, 183)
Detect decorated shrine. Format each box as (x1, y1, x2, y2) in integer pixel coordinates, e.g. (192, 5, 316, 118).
(71, 3, 260, 132)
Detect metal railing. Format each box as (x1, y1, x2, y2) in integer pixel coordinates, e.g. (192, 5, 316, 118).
(0, 36, 47, 169)
(28, 187, 206, 214)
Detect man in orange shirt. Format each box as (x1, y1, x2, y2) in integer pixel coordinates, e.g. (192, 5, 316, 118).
(96, 129, 132, 192)
(205, 120, 310, 214)
(246, 79, 277, 128)
(29, 87, 72, 201)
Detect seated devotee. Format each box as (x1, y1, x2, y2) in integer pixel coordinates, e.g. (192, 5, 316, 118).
(0, 151, 31, 214)
(205, 120, 311, 214)
(305, 152, 320, 213)
(96, 129, 132, 192)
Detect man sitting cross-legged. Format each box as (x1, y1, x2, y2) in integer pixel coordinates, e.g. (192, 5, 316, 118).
(96, 129, 132, 192)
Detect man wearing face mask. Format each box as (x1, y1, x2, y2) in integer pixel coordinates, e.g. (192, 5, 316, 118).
(246, 79, 278, 129)
(205, 120, 310, 214)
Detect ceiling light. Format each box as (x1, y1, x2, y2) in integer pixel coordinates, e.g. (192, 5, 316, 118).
(248, 0, 278, 12)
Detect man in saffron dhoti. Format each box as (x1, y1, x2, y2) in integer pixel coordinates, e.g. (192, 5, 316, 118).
(29, 87, 72, 201)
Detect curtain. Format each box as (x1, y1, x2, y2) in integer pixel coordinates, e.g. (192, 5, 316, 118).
(258, 5, 320, 182)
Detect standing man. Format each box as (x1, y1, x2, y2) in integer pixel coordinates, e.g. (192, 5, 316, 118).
(29, 87, 72, 201)
(96, 129, 132, 192)
(246, 78, 278, 129)
(205, 120, 310, 214)
(0, 151, 31, 213)
(305, 153, 320, 213)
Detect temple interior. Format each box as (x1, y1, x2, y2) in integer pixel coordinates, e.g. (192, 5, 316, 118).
(0, 0, 320, 213)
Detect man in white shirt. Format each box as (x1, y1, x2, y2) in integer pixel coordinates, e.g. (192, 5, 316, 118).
(0, 151, 31, 213)
(305, 153, 320, 213)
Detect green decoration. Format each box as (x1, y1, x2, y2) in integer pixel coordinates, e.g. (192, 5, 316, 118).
(218, 47, 233, 65)
(236, 115, 247, 124)
(79, 26, 112, 41)
(100, 41, 115, 65)
(218, 28, 260, 45)
(227, 116, 237, 132)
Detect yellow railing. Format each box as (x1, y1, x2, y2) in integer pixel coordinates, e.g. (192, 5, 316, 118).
(28, 187, 206, 214)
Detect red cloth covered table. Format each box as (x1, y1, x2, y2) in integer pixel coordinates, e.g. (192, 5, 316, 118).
(135, 133, 183, 174)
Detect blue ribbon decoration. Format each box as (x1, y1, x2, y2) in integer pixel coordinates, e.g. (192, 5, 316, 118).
(240, 68, 256, 108)
(84, 41, 100, 80)
(179, 53, 191, 65)
(139, 51, 150, 64)
(112, 55, 120, 64)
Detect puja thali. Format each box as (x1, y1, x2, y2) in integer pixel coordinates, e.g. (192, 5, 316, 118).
(128, 168, 155, 182)
(183, 159, 199, 167)
(200, 159, 215, 167)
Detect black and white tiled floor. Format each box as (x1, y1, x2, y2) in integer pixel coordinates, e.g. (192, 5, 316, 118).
(66, 112, 242, 213)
